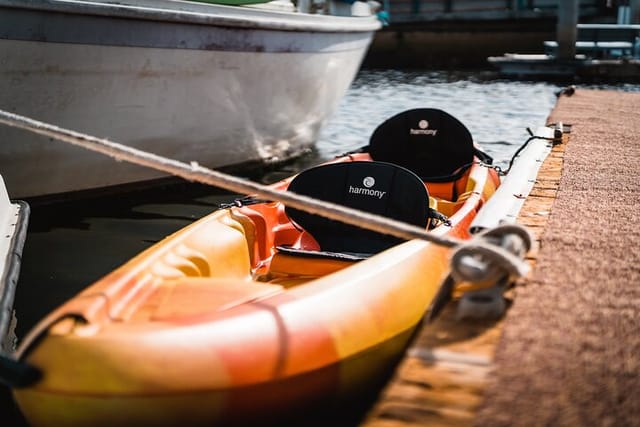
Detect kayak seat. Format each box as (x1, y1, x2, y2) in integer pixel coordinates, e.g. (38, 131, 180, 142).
(283, 161, 431, 256)
(366, 108, 479, 188)
(267, 245, 367, 282)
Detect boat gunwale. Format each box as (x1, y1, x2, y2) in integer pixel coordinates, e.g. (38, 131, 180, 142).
(0, 0, 383, 33)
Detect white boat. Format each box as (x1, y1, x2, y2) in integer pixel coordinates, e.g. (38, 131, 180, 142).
(0, 175, 29, 354)
(0, 0, 381, 200)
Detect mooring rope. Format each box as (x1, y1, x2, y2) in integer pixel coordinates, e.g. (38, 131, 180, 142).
(0, 109, 530, 278)
(0, 110, 464, 245)
(450, 223, 532, 284)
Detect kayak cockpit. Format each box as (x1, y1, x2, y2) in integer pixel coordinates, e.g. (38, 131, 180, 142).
(231, 107, 495, 284)
(234, 153, 484, 285)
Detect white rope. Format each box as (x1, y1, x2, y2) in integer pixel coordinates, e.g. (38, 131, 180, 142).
(0, 109, 462, 248)
(0, 109, 532, 281)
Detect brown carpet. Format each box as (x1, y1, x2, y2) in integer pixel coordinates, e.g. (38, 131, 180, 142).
(473, 89, 640, 427)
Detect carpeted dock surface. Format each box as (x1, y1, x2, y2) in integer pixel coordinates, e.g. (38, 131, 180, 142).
(473, 89, 640, 426)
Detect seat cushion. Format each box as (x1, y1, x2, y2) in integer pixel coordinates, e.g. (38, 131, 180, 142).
(367, 108, 476, 180)
(285, 161, 430, 254)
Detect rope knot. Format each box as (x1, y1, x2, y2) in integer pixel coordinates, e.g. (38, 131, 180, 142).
(450, 223, 533, 286)
(448, 224, 533, 320)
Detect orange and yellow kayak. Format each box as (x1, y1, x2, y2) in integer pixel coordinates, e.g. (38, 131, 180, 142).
(11, 109, 500, 427)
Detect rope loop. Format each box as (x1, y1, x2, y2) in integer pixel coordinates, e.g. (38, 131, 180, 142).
(449, 224, 533, 287)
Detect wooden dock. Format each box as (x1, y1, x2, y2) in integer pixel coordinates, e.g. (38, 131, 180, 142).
(359, 88, 640, 426)
(358, 128, 565, 427)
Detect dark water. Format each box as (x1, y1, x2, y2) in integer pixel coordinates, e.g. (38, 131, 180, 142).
(4, 69, 639, 425)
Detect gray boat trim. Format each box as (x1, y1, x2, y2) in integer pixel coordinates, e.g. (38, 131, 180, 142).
(0, 0, 382, 32)
(0, 7, 374, 52)
(0, 1, 378, 52)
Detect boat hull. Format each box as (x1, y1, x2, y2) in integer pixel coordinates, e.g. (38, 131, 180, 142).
(15, 327, 415, 427)
(0, 0, 379, 199)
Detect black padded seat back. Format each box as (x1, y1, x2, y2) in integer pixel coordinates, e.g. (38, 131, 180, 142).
(367, 108, 475, 181)
(285, 161, 430, 255)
